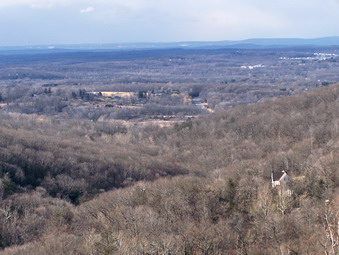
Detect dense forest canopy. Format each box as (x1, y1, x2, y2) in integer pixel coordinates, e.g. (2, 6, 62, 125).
(0, 46, 338, 254)
(0, 83, 338, 254)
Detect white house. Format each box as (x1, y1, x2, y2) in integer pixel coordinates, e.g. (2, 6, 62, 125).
(271, 170, 290, 188)
(271, 170, 293, 197)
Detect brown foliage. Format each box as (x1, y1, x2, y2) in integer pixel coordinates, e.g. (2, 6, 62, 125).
(0, 84, 338, 254)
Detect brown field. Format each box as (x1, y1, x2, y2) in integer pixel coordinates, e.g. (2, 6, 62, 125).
(89, 91, 136, 97)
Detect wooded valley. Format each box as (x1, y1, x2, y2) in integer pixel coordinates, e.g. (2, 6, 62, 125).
(0, 47, 338, 254)
(0, 83, 337, 254)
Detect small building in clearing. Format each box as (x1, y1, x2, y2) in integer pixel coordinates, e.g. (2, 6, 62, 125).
(271, 170, 292, 197)
(271, 170, 290, 188)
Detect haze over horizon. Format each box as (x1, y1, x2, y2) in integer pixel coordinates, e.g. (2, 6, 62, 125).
(1, 0, 339, 47)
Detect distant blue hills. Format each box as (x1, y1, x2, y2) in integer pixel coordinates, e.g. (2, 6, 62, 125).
(1, 37, 339, 54)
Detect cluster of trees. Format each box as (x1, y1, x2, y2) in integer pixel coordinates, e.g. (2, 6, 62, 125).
(0, 84, 338, 254)
(0, 117, 188, 204)
(0, 85, 205, 120)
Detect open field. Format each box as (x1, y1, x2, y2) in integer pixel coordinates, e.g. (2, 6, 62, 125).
(88, 91, 136, 98)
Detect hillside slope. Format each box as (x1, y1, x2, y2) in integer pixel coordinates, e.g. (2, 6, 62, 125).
(0, 84, 338, 254)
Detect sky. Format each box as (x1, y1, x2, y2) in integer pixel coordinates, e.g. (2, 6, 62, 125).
(0, 0, 339, 46)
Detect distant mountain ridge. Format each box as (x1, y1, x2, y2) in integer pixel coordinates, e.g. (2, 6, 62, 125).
(1, 36, 339, 53)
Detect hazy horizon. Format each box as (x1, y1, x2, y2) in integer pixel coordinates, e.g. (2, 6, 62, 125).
(1, 0, 339, 47)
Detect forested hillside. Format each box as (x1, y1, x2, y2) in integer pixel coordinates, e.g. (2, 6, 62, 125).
(0, 84, 338, 254)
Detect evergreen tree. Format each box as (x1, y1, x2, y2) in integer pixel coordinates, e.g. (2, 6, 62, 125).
(1, 173, 16, 197)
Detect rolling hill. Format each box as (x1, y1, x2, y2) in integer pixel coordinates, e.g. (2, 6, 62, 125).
(0, 83, 337, 254)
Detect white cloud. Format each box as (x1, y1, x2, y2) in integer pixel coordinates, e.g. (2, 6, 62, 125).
(80, 6, 94, 13)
